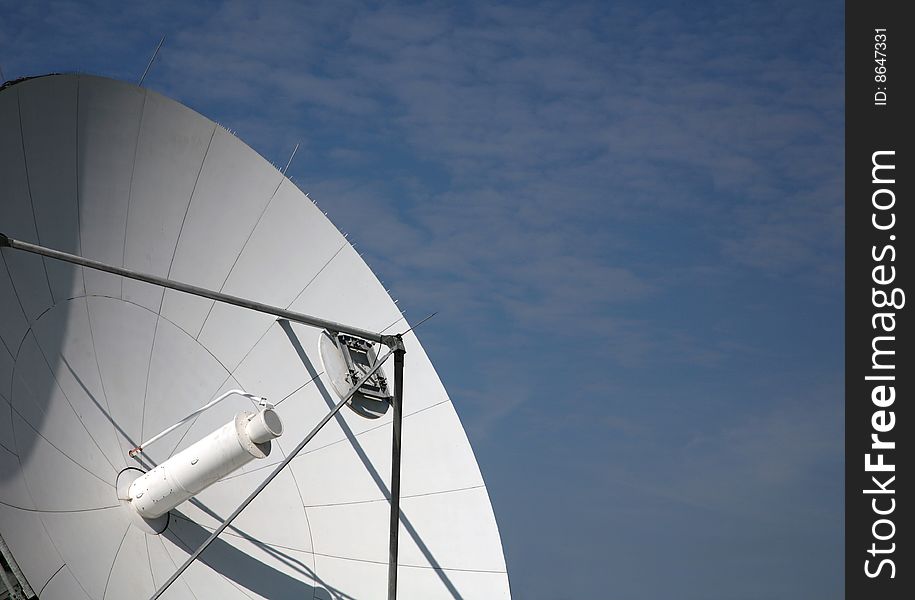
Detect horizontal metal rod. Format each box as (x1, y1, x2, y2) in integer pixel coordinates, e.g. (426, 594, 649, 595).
(149, 345, 397, 600)
(1, 233, 392, 346)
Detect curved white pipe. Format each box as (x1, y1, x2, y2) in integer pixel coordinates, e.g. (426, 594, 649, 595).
(128, 389, 265, 457)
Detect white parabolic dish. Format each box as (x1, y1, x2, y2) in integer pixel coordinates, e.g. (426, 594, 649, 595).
(0, 74, 510, 599)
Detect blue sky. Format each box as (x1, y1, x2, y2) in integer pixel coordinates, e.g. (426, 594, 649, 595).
(1, 1, 844, 598)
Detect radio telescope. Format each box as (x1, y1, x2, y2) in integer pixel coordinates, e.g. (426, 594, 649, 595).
(0, 74, 510, 599)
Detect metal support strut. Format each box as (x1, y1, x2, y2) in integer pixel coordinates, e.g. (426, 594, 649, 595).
(388, 342, 406, 600)
(0, 233, 397, 347)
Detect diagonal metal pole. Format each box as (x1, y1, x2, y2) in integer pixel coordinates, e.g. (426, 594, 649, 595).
(139, 34, 166, 86)
(150, 345, 395, 600)
(387, 342, 406, 600)
(0, 233, 396, 347)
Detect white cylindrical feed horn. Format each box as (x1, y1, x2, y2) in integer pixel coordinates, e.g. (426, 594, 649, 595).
(128, 409, 283, 519)
(246, 407, 283, 443)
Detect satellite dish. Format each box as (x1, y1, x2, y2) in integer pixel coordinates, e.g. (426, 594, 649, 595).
(0, 74, 510, 599)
